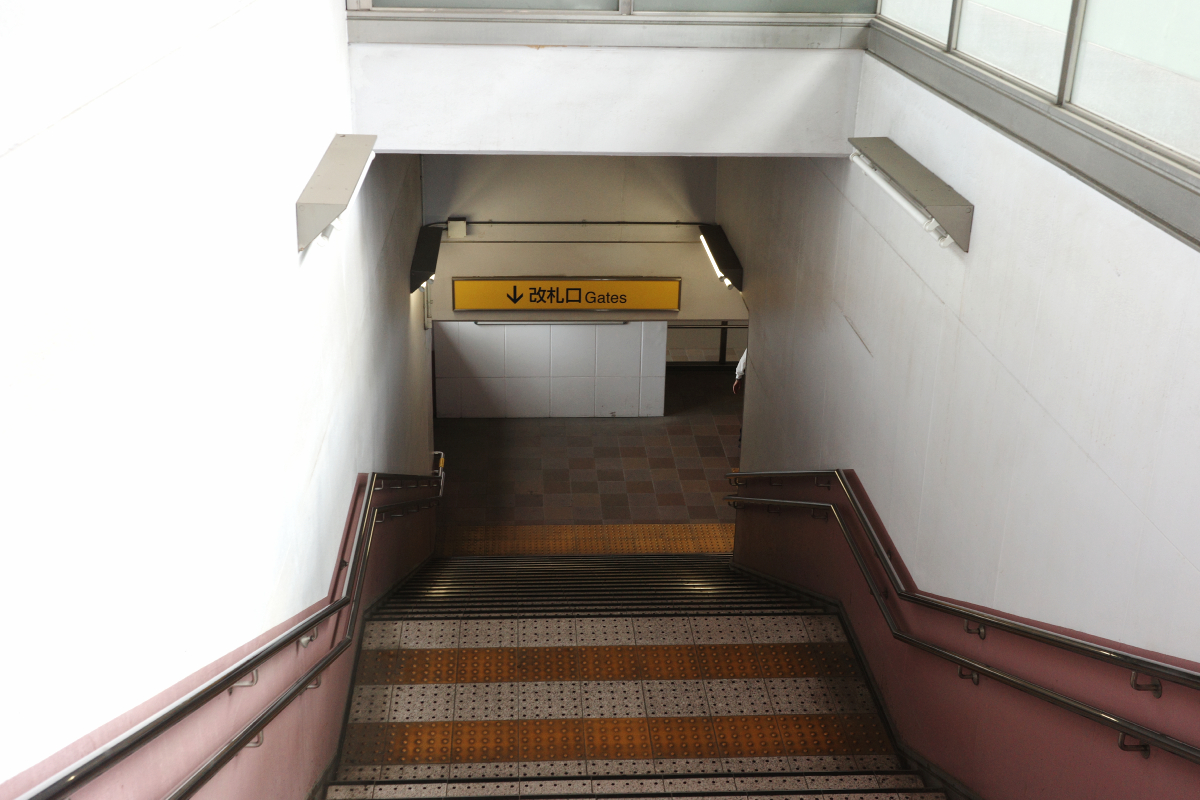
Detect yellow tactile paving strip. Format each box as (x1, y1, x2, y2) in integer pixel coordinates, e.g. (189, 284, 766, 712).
(435, 523, 734, 556)
(342, 714, 892, 764)
(357, 643, 862, 685)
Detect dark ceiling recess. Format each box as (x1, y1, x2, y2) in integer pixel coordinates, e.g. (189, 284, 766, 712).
(409, 225, 442, 292)
(698, 224, 744, 291)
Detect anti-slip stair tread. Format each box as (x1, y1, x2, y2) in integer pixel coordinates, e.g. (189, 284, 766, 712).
(334, 556, 922, 799)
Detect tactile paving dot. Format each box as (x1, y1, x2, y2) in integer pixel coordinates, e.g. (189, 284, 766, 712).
(326, 787, 371, 799)
(878, 774, 924, 788)
(583, 718, 654, 760)
(342, 723, 394, 765)
(735, 775, 808, 791)
(363, 621, 404, 650)
(591, 777, 664, 794)
(856, 754, 903, 770)
(519, 719, 586, 762)
(697, 645, 762, 679)
(790, 755, 857, 772)
(446, 781, 518, 796)
(451, 720, 519, 763)
(637, 645, 701, 680)
(452, 683, 518, 721)
(518, 760, 587, 777)
(803, 615, 848, 642)
(521, 681, 582, 719)
(580, 681, 646, 718)
(518, 779, 592, 795)
(380, 765, 450, 780)
(586, 759, 655, 776)
(374, 721, 452, 764)
(704, 679, 773, 716)
(632, 617, 693, 645)
(662, 776, 738, 793)
(773, 713, 893, 755)
(459, 619, 517, 649)
(392, 684, 456, 722)
(350, 685, 394, 723)
(578, 646, 642, 681)
(455, 648, 518, 684)
(387, 650, 460, 685)
(653, 758, 726, 774)
(767, 677, 874, 715)
(373, 784, 448, 798)
(402, 620, 460, 649)
(576, 618, 634, 646)
(747, 616, 811, 644)
(689, 616, 751, 644)
(711, 715, 786, 758)
(643, 680, 709, 718)
(804, 773, 882, 790)
(449, 762, 518, 779)
(518, 647, 579, 682)
(337, 765, 381, 782)
(520, 618, 577, 647)
(646, 716, 719, 759)
(753, 643, 860, 678)
(721, 756, 790, 773)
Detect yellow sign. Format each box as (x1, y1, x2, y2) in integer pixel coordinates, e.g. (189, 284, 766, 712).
(453, 277, 681, 311)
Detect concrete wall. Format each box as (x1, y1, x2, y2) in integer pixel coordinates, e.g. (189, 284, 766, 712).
(719, 54, 1200, 664)
(0, 1, 432, 793)
(351, 45, 862, 155)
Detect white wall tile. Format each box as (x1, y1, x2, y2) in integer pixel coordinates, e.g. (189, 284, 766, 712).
(597, 322, 643, 377)
(551, 325, 597, 377)
(506, 378, 551, 417)
(435, 378, 462, 418)
(456, 322, 506, 378)
(504, 325, 551, 377)
(433, 321, 465, 378)
(640, 322, 668, 377)
(460, 377, 506, 417)
(551, 378, 596, 417)
(639, 376, 665, 417)
(596, 377, 640, 417)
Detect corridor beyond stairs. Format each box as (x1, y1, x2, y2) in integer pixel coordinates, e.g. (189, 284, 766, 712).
(326, 555, 946, 799)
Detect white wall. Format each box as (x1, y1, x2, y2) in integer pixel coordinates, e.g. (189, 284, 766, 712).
(352, 45, 862, 155)
(0, 1, 432, 788)
(434, 322, 666, 417)
(720, 55, 1200, 663)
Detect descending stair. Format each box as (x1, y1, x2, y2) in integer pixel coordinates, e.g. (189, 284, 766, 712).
(328, 555, 946, 800)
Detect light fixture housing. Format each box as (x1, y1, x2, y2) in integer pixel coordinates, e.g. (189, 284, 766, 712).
(296, 133, 377, 251)
(847, 137, 973, 251)
(410, 225, 442, 292)
(698, 224, 744, 291)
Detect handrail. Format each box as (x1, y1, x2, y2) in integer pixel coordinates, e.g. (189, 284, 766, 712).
(724, 491, 1200, 765)
(728, 469, 1200, 693)
(18, 472, 441, 800)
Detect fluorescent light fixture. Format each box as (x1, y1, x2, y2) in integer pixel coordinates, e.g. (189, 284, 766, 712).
(697, 224, 744, 290)
(700, 234, 724, 279)
(296, 133, 378, 252)
(847, 137, 973, 251)
(409, 225, 442, 293)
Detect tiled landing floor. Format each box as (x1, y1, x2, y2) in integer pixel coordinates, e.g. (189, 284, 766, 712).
(328, 615, 943, 799)
(435, 524, 734, 557)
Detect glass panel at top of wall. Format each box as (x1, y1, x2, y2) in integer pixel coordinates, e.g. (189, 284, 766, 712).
(880, 0, 953, 44)
(1071, 0, 1200, 163)
(372, 1, 618, 8)
(955, 0, 1073, 93)
(635, 1, 876, 10)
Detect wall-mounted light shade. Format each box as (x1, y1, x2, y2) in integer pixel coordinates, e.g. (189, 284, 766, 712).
(410, 225, 442, 293)
(848, 137, 973, 251)
(296, 133, 377, 251)
(698, 224, 744, 291)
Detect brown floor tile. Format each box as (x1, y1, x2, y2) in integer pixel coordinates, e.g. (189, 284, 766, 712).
(451, 720, 520, 763)
(697, 644, 761, 679)
(638, 645, 702, 680)
(687, 506, 719, 520)
(519, 647, 579, 681)
(348, 721, 455, 764)
(711, 715, 787, 758)
(520, 718, 586, 761)
(754, 643, 861, 678)
(626, 481, 654, 494)
(775, 714, 893, 755)
(648, 717, 720, 759)
(358, 649, 459, 685)
(656, 493, 685, 506)
(456, 648, 519, 683)
(584, 718, 654, 760)
(342, 722, 396, 765)
(579, 646, 642, 681)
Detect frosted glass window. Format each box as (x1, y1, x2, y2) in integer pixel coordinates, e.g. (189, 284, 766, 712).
(636, 1, 874, 10)
(1072, 0, 1200, 161)
(955, 0, 1073, 92)
(880, 0, 954, 44)
(374, 0, 617, 8)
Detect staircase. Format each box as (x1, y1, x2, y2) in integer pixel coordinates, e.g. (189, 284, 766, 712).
(327, 555, 945, 799)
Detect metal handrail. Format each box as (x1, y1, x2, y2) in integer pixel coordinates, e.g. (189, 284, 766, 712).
(18, 472, 441, 800)
(724, 491, 1200, 765)
(727, 469, 1200, 693)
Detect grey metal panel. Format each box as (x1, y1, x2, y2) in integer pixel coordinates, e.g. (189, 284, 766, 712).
(348, 10, 870, 49)
(867, 19, 1200, 253)
(848, 136, 974, 251)
(296, 133, 377, 251)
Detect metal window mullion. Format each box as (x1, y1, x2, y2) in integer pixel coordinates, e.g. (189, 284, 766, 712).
(947, 0, 965, 52)
(1057, 0, 1089, 105)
